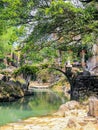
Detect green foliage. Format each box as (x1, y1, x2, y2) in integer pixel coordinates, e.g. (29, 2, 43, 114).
(0, 63, 6, 69)
(0, 25, 25, 63)
(13, 65, 39, 80)
(0, 0, 98, 68)
(37, 68, 50, 83)
(45, 1, 82, 15)
(24, 0, 97, 56)
(1, 0, 34, 26)
(82, 34, 95, 46)
(20, 46, 58, 65)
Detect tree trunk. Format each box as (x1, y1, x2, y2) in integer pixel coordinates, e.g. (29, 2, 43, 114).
(25, 75, 31, 90)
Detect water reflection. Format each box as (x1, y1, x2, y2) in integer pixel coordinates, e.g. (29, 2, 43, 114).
(0, 90, 67, 126)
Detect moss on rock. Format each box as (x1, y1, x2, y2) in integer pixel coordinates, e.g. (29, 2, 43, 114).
(0, 81, 24, 101)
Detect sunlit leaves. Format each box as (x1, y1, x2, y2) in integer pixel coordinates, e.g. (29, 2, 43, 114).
(0, 0, 98, 65)
(82, 33, 96, 46)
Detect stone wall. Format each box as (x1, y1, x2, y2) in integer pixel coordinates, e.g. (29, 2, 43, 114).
(72, 75, 98, 100)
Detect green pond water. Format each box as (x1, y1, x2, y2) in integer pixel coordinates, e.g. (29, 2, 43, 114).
(0, 89, 67, 126)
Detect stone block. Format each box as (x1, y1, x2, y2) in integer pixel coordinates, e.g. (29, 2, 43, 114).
(89, 96, 98, 117)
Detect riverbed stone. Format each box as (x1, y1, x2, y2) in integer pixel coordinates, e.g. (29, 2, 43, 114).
(82, 122, 96, 130)
(67, 118, 77, 128)
(63, 128, 76, 130)
(84, 116, 97, 124)
(1, 114, 98, 130)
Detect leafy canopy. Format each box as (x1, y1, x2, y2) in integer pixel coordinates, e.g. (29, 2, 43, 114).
(0, 0, 98, 64)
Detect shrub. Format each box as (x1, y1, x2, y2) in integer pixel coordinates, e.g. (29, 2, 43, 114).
(0, 63, 6, 69)
(13, 65, 39, 80)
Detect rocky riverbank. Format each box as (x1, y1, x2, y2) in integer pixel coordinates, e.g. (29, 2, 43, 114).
(1, 101, 98, 130)
(0, 74, 34, 102)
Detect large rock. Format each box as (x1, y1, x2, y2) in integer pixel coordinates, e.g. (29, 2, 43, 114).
(0, 81, 24, 101)
(59, 103, 69, 111)
(0, 77, 34, 102)
(66, 101, 80, 109)
(60, 100, 80, 110)
(54, 101, 80, 117)
(89, 96, 98, 117)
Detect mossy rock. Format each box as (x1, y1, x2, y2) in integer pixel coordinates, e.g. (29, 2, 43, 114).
(0, 81, 24, 101)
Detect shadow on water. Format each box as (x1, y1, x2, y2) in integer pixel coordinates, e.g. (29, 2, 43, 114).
(0, 89, 68, 126)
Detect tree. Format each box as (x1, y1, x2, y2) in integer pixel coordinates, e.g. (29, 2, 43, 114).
(18, 0, 97, 68)
(0, 0, 98, 98)
(1, 0, 97, 50)
(13, 65, 39, 90)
